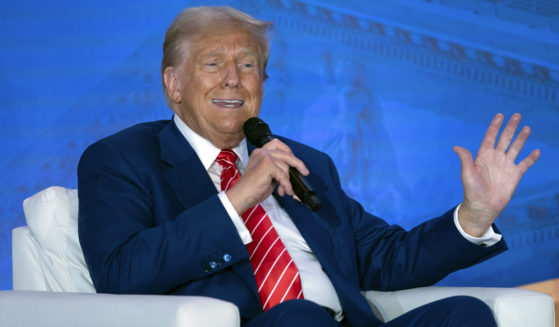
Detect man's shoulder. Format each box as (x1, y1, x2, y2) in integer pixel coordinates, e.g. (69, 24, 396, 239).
(99, 120, 171, 144)
(275, 135, 331, 163)
(80, 120, 171, 164)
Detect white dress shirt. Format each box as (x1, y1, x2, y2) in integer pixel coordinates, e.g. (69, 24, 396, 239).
(172, 115, 501, 319)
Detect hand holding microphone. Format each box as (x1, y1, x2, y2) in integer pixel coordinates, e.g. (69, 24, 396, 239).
(243, 117, 322, 211)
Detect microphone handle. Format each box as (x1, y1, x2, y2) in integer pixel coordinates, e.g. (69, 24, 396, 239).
(259, 134, 322, 211)
(289, 167, 322, 211)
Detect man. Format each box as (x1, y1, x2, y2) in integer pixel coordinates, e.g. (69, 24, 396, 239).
(78, 6, 540, 327)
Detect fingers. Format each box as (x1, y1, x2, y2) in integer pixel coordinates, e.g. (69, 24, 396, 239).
(228, 144, 298, 214)
(496, 113, 521, 152)
(517, 148, 541, 174)
(492, 114, 536, 165)
(480, 113, 535, 162)
(453, 145, 474, 176)
(506, 125, 531, 160)
(264, 152, 295, 196)
(262, 139, 309, 176)
(239, 139, 309, 203)
(478, 113, 504, 155)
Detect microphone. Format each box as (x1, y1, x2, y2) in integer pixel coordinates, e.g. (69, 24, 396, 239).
(243, 117, 322, 211)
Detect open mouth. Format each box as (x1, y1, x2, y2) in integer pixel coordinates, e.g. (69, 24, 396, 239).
(211, 99, 244, 108)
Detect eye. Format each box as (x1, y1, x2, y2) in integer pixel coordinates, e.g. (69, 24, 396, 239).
(239, 61, 256, 71)
(202, 60, 221, 72)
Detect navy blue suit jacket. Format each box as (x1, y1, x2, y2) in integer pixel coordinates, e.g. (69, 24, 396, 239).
(78, 119, 507, 327)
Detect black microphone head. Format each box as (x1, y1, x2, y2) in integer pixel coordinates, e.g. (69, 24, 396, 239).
(243, 117, 272, 147)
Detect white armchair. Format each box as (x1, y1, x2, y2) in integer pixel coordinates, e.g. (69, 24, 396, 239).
(1, 186, 555, 326)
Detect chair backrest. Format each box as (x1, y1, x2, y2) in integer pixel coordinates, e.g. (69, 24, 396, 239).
(12, 186, 95, 292)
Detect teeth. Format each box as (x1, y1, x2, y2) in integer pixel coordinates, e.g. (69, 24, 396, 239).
(212, 99, 244, 106)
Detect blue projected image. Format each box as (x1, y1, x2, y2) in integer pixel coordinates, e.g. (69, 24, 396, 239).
(1, 0, 558, 291)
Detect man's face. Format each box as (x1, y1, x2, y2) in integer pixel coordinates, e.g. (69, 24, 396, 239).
(170, 28, 264, 149)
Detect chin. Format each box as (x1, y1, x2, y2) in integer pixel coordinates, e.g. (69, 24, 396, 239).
(217, 117, 247, 131)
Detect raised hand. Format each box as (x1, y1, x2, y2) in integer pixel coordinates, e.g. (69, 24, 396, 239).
(453, 113, 540, 237)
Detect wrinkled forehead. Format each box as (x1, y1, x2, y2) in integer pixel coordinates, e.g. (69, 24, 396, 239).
(182, 25, 261, 60)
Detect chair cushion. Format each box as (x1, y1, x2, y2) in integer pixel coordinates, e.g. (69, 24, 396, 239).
(23, 186, 94, 292)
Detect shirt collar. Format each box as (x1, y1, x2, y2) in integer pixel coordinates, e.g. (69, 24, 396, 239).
(173, 115, 248, 170)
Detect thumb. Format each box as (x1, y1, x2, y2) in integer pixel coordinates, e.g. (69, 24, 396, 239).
(453, 145, 474, 176)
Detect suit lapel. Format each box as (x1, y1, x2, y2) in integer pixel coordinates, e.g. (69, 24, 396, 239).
(158, 121, 260, 303)
(248, 139, 346, 280)
(280, 196, 342, 274)
(158, 120, 217, 208)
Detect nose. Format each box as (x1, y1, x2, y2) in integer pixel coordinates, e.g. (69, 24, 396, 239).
(223, 62, 240, 88)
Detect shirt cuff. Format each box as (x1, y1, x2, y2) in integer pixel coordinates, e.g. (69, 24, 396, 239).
(453, 203, 502, 247)
(218, 191, 252, 245)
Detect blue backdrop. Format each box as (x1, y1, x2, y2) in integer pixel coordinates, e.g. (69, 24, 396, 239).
(1, 0, 558, 290)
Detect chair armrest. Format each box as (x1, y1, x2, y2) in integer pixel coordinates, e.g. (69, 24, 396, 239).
(364, 286, 555, 327)
(0, 290, 240, 327)
(12, 227, 50, 291)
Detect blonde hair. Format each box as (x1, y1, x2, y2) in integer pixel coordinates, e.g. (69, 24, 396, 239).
(161, 6, 272, 104)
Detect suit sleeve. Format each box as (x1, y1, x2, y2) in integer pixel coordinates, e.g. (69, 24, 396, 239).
(78, 140, 249, 294)
(322, 155, 508, 292)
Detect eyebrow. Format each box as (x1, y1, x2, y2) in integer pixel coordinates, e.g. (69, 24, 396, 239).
(199, 47, 257, 60)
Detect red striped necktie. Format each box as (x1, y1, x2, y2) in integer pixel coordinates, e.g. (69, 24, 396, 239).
(216, 149, 304, 310)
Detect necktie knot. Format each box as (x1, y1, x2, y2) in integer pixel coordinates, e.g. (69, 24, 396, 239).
(217, 149, 240, 192)
(216, 149, 238, 170)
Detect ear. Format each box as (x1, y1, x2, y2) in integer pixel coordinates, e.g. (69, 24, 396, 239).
(164, 66, 182, 103)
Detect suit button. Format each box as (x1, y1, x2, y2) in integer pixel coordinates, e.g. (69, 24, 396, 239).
(223, 254, 232, 262)
(209, 261, 218, 269)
